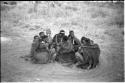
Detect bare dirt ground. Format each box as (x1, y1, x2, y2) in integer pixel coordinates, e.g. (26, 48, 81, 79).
(1, 1, 124, 82)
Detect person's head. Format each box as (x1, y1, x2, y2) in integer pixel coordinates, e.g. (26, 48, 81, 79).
(39, 32, 45, 37)
(81, 37, 89, 45)
(33, 35, 39, 41)
(81, 37, 93, 45)
(69, 30, 74, 37)
(63, 36, 68, 42)
(59, 30, 65, 36)
(85, 38, 91, 45)
(90, 40, 94, 45)
(46, 29, 51, 36)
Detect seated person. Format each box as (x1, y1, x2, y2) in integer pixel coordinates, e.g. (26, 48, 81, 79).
(47, 30, 67, 62)
(28, 34, 51, 64)
(76, 36, 100, 69)
(21, 35, 40, 61)
(68, 30, 81, 52)
(30, 35, 40, 58)
(80, 37, 97, 48)
(46, 28, 53, 49)
(55, 36, 77, 64)
(51, 36, 70, 62)
(59, 36, 74, 54)
(52, 30, 67, 52)
(38, 32, 49, 50)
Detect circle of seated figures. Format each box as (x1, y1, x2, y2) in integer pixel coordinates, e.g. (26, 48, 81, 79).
(26, 29, 100, 70)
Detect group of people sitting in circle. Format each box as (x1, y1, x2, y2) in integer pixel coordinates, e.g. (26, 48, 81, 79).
(28, 29, 100, 70)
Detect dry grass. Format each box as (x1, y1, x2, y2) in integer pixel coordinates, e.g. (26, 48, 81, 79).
(1, 1, 124, 82)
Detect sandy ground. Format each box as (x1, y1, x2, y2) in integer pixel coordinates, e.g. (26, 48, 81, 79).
(1, 33, 124, 82)
(1, 1, 124, 82)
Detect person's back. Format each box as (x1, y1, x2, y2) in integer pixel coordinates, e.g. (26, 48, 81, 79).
(56, 36, 77, 64)
(77, 37, 100, 69)
(59, 39, 73, 54)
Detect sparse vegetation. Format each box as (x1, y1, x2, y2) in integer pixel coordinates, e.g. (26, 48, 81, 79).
(1, 1, 124, 82)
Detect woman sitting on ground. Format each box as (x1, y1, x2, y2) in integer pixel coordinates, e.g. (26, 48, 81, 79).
(76, 37, 100, 69)
(59, 36, 74, 54)
(55, 36, 77, 64)
(30, 35, 40, 59)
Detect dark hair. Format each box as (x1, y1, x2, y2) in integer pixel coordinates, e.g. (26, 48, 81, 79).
(81, 37, 90, 44)
(85, 38, 91, 44)
(60, 30, 65, 33)
(69, 30, 74, 33)
(34, 35, 39, 39)
(68, 30, 74, 38)
(81, 37, 87, 40)
(63, 36, 68, 41)
(39, 32, 44, 35)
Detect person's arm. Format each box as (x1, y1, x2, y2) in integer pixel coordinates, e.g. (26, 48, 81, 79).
(81, 44, 99, 48)
(45, 36, 49, 43)
(74, 37, 81, 46)
(30, 40, 39, 56)
(32, 40, 39, 49)
(62, 41, 74, 53)
(52, 35, 57, 44)
(59, 43, 67, 53)
(48, 36, 52, 44)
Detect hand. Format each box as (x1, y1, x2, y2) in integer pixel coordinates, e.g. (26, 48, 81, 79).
(79, 46, 81, 49)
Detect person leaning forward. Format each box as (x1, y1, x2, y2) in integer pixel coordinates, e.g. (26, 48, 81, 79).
(76, 37, 100, 69)
(59, 36, 74, 54)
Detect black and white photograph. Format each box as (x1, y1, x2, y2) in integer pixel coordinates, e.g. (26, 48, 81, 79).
(1, 1, 124, 82)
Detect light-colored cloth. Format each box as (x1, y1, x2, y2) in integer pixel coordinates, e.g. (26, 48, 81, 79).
(75, 52, 84, 61)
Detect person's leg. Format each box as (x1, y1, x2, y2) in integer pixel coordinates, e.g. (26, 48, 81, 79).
(29, 43, 39, 61)
(52, 53, 57, 62)
(50, 48, 57, 62)
(92, 57, 99, 68)
(75, 52, 84, 61)
(87, 56, 93, 69)
(88, 56, 95, 69)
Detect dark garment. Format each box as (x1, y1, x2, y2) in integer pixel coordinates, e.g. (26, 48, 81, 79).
(30, 40, 40, 62)
(55, 40, 77, 64)
(81, 36, 93, 46)
(58, 40, 74, 54)
(68, 35, 81, 52)
(55, 51, 77, 64)
(52, 34, 66, 44)
(30, 38, 51, 64)
(33, 49, 51, 64)
(52, 34, 66, 52)
(78, 44, 100, 69)
(39, 35, 48, 43)
(38, 35, 49, 51)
